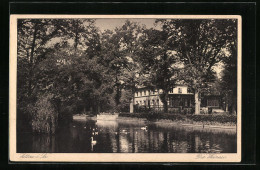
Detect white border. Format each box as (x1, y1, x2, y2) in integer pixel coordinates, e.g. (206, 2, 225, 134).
(9, 15, 242, 162)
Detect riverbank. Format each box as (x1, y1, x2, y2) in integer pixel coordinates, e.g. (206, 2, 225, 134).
(72, 112, 237, 130)
(118, 112, 237, 129)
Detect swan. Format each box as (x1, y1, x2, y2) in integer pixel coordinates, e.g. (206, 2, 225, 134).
(84, 126, 86, 129)
(141, 126, 148, 130)
(91, 137, 97, 145)
(73, 125, 76, 128)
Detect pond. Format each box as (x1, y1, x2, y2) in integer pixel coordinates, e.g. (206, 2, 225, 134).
(17, 117, 237, 153)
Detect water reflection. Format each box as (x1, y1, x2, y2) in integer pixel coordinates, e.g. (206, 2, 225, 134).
(17, 119, 237, 153)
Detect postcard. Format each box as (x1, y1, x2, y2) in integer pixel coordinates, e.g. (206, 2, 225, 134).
(9, 15, 241, 162)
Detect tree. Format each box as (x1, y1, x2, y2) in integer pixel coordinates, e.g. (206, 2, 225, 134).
(99, 29, 127, 106)
(59, 19, 99, 53)
(99, 20, 144, 111)
(17, 19, 69, 131)
(156, 19, 237, 114)
(137, 28, 179, 113)
(34, 21, 112, 115)
(221, 29, 237, 114)
(115, 20, 145, 113)
(17, 18, 108, 131)
(17, 19, 68, 98)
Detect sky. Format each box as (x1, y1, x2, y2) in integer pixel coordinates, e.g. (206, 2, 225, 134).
(95, 18, 158, 32)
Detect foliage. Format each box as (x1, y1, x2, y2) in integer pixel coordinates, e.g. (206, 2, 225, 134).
(17, 19, 106, 132)
(17, 18, 238, 134)
(155, 19, 237, 114)
(220, 30, 237, 114)
(99, 20, 144, 107)
(30, 94, 58, 134)
(119, 112, 236, 125)
(137, 28, 179, 112)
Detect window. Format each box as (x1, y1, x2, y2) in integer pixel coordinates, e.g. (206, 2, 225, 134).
(152, 100, 155, 105)
(178, 88, 182, 94)
(136, 101, 139, 104)
(139, 92, 142, 96)
(140, 101, 142, 105)
(144, 101, 146, 106)
(187, 87, 192, 93)
(170, 88, 173, 93)
(136, 92, 138, 97)
(144, 90, 146, 96)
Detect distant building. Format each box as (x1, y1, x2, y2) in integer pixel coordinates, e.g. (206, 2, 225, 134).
(133, 85, 221, 114)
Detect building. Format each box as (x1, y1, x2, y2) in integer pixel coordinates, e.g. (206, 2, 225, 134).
(133, 85, 222, 114)
(134, 85, 193, 113)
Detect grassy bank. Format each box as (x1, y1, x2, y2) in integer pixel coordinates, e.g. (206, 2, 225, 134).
(118, 112, 236, 126)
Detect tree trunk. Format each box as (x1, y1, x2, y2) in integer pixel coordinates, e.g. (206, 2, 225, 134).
(231, 95, 237, 115)
(160, 89, 168, 113)
(225, 103, 229, 112)
(194, 90, 200, 115)
(97, 104, 101, 114)
(115, 73, 121, 106)
(130, 91, 135, 113)
(115, 86, 121, 106)
(74, 20, 79, 50)
(28, 22, 38, 97)
(231, 88, 237, 115)
(74, 29, 78, 50)
(130, 98, 134, 113)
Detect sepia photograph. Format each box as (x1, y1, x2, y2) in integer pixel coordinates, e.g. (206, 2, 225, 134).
(9, 15, 241, 162)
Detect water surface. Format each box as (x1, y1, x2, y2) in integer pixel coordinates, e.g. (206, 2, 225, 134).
(17, 118, 237, 153)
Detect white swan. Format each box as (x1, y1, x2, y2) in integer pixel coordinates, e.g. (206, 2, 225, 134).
(91, 137, 97, 145)
(141, 126, 148, 130)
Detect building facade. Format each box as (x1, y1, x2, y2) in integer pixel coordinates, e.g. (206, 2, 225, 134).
(133, 85, 221, 114)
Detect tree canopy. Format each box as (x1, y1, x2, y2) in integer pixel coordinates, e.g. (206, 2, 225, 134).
(17, 18, 238, 133)
(155, 19, 237, 114)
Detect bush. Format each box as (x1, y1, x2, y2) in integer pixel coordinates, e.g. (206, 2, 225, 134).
(186, 114, 237, 124)
(119, 112, 236, 125)
(30, 94, 58, 134)
(134, 105, 153, 113)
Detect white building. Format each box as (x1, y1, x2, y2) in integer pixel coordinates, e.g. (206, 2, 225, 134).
(133, 85, 221, 113)
(134, 85, 193, 112)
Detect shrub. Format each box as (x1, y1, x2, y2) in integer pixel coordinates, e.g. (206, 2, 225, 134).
(134, 105, 153, 113)
(187, 114, 237, 124)
(119, 112, 236, 125)
(30, 94, 58, 134)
